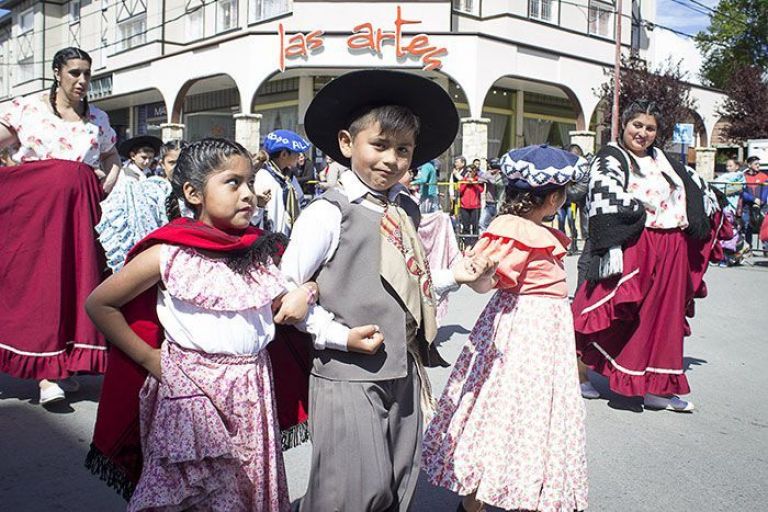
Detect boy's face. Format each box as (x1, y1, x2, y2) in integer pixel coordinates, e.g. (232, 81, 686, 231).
(338, 121, 416, 192)
(130, 148, 155, 170)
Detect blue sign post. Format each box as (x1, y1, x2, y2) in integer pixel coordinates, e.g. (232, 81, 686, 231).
(673, 123, 695, 166)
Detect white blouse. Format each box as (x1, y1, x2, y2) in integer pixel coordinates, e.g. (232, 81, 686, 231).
(156, 244, 288, 356)
(0, 92, 116, 168)
(628, 151, 689, 230)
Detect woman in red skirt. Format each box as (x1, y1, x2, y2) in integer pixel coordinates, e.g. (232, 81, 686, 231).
(573, 100, 714, 412)
(0, 47, 120, 405)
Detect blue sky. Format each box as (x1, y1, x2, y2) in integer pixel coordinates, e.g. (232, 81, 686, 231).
(655, 0, 718, 36)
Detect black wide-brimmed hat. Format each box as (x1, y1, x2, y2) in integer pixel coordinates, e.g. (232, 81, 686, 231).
(304, 70, 459, 168)
(118, 135, 163, 158)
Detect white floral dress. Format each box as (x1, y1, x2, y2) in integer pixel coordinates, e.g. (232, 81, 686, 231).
(0, 92, 116, 167)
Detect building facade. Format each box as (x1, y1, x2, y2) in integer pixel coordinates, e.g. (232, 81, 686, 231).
(0, 0, 727, 177)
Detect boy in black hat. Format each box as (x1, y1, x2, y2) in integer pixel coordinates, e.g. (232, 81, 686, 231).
(116, 135, 162, 181)
(280, 70, 494, 511)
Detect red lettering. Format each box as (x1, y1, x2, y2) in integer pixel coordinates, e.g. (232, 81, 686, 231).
(404, 34, 431, 56)
(375, 28, 395, 53)
(421, 46, 448, 71)
(306, 30, 325, 51)
(279, 23, 286, 71)
(347, 23, 376, 50)
(394, 6, 421, 58)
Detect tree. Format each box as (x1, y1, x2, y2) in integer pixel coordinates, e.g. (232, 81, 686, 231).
(717, 65, 768, 142)
(596, 56, 701, 147)
(694, 0, 768, 89)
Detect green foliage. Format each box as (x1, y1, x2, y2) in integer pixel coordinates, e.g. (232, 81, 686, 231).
(695, 0, 768, 89)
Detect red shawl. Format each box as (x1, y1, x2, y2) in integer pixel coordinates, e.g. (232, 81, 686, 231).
(85, 218, 310, 499)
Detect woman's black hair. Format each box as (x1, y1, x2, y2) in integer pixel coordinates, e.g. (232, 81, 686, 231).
(165, 137, 286, 272)
(50, 47, 92, 119)
(620, 99, 664, 144)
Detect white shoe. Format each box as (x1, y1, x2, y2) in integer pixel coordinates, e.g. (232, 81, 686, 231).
(644, 393, 695, 412)
(57, 376, 80, 393)
(39, 382, 66, 406)
(580, 381, 600, 399)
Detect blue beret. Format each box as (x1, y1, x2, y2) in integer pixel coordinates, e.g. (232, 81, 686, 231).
(263, 129, 310, 154)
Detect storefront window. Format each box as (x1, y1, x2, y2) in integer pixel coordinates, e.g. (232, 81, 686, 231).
(452, 0, 478, 15)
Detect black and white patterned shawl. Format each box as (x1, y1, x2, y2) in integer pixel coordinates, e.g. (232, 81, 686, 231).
(584, 143, 712, 282)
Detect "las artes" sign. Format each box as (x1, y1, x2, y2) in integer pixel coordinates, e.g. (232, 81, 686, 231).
(278, 6, 448, 72)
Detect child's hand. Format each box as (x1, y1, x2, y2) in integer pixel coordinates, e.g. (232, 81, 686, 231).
(254, 185, 272, 208)
(273, 286, 312, 325)
(347, 325, 384, 355)
(141, 348, 162, 381)
(452, 252, 498, 284)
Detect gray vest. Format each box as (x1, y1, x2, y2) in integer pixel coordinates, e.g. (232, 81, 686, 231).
(313, 188, 421, 381)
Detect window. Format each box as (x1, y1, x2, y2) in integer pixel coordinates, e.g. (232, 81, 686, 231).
(19, 8, 34, 34)
(529, 0, 558, 23)
(69, 0, 81, 23)
(452, 0, 478, 15)
(249, 0, 291, 23)
(117, 14, 147, 51)
(217, 0, 238, 32)
(589, 0, 614, 38)
(17, 55, 34, 83)
(186, 1, 205, 40)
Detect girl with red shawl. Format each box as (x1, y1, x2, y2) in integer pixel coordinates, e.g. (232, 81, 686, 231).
(0, 47, 121, 405)
(85, 138, 384, 509)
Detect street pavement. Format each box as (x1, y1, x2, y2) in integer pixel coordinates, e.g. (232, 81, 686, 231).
(1, 256, 767, 511)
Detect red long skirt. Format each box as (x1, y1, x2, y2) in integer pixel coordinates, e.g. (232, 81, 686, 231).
(0, 159, 107, 380)
(572, 229, 701, 397)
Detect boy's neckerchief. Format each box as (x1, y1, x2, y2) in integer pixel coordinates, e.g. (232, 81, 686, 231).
(85, 218, 309, 499)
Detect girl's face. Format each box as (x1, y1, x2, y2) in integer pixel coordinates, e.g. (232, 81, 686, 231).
(161, 149, 181, 179)
(189, 155, 256, 232)
(622, 113, 657, 156)
(54, 58, 91, 102)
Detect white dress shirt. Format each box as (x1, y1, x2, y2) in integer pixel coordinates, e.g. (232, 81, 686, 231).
(281, 170, 460, 351)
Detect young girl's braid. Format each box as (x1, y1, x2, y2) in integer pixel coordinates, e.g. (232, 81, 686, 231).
(50, 47, 92, 119)
(167, 138, 287, 272)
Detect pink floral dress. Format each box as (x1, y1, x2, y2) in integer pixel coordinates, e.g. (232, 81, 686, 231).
(422, 215, 589, 512)
(127, 246, 291, 512)
(0, 92, 116, 167)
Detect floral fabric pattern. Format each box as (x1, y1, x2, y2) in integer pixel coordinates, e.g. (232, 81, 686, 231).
(0, 92, 116, 168)
(128, 342, 289, 512)
(423, 292, 588, 512)
(629, 152, 688, 230)
(161, 245, 287, 312)
(97, 174, 172, 271)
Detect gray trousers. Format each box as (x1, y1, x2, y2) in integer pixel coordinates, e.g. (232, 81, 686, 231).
(299, 359, 423, 512)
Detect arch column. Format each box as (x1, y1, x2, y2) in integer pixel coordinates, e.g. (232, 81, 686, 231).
(695, 147, 717, 180)
(568, 130, 596, 155)
(160, 123, 185, 142)
(461, 117, 491, 162)
(234, 113, 263, 153)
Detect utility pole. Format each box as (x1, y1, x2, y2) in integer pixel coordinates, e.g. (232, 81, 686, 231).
(611, 0, 623, 141)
